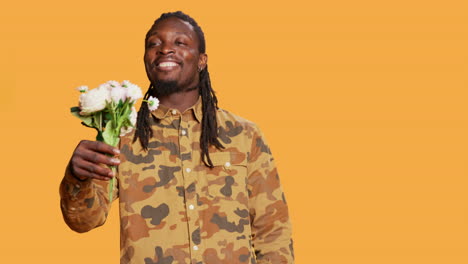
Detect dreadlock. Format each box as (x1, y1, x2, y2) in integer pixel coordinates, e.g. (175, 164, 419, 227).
(134, 11, 224, 168)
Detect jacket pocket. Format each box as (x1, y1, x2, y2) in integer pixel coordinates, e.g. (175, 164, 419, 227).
(205, 152, 248, 200)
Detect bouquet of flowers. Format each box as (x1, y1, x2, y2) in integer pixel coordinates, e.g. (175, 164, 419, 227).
(71, 80, 159, 201)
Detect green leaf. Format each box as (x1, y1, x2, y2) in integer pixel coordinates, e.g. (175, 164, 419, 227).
(102, 120, 119, 146)
(104, 112, 112, 121)
(117, 105, 131, 125)
(96, 130, 104, 142)
(70, 107, 94, 126)
(93, 112, 102, 130)
(81, 121, 94, 129)
(121, 118, 131, 127)
(70, 106, 80, 113)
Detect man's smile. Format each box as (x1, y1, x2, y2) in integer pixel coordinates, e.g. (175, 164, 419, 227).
(154, 60, 181, 72)
(158, 62, 178, 67)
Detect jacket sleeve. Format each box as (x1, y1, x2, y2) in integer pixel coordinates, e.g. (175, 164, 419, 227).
(247, 126, 294, 264)
(59, 163, 119, 233)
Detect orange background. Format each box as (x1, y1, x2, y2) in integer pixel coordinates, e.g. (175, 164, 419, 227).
(1, 0, 467, 263)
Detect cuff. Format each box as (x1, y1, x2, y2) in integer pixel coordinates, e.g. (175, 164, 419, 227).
(63, 164, 93, 190)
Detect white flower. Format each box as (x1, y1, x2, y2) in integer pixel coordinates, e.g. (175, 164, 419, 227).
(76, 85, 88, 93)
(120, 107, 138, 136)
(79, 87, 110, 115)
(98, 82, 112, 91)
(129, 106, 137, 126)
(121, 80, 131, 88)
(125, 81, 143, 102)
(147, 96, 159, 111)
(110, 85, 127, 103)
(120, 126, 133, 136)
(107, 80, 120, 87)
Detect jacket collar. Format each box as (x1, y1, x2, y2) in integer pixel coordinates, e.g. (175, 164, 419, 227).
(151, 96, 202, 123)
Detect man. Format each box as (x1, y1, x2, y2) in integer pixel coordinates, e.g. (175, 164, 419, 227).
(60, 11, 294, 264)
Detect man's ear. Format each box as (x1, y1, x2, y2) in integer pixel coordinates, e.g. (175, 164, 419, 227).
(198, 53, 208, 71)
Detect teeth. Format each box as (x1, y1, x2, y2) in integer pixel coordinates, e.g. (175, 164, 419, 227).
(159, 62, 178, 67)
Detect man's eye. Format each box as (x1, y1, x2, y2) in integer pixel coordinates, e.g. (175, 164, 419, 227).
(148, 42, 160, 47)
(176, 41, 186, 46)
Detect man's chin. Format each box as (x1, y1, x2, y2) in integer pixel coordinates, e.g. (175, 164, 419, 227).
(152, 80, 181, 97)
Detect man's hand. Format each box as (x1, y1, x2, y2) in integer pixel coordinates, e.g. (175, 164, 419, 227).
(69, 140, 121, 181)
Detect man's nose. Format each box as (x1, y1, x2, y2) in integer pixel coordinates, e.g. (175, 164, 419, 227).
(157, 42, 175, 55)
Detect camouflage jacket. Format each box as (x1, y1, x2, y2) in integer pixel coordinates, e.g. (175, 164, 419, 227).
(60, 98, 294, 264)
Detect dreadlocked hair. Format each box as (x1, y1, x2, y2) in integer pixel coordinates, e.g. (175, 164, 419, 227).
(134, 11, 224, 168)
(134, 85, 154, 150)
(198, 64, 224, 167)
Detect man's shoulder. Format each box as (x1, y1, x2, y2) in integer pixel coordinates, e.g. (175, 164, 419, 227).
(216, 108, 258, 130)
(215, 108, 264, 147)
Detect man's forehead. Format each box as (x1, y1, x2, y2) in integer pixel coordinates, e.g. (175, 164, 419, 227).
(148, 17, 195, 37)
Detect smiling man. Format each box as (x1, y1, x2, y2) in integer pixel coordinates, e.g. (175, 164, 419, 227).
(60, 11, 294, 264)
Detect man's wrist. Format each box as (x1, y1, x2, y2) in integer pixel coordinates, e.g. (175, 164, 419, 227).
(71, 172, 89, 182)
(68, 163, 90, 182)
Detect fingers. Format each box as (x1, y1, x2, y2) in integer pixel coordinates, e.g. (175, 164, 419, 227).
(72, 160, 115, 181)
(84, 140, 120, 156)
(78, 148, 120, 166)
(70, 140, 121, 181)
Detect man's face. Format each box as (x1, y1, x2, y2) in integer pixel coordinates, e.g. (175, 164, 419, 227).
(144, 17, 207, 94)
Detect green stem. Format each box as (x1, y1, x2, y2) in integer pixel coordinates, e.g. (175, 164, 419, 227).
(99, 111, 102, 131)
(109, 168, 116, 202)
(106, 137, 120, 202)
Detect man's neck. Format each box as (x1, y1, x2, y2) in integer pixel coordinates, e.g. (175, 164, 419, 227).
(158, 88, 199, 113)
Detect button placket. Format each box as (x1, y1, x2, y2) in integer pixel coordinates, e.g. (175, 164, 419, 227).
(186, 184, 201, 259)
(179, 117, 201, 259)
